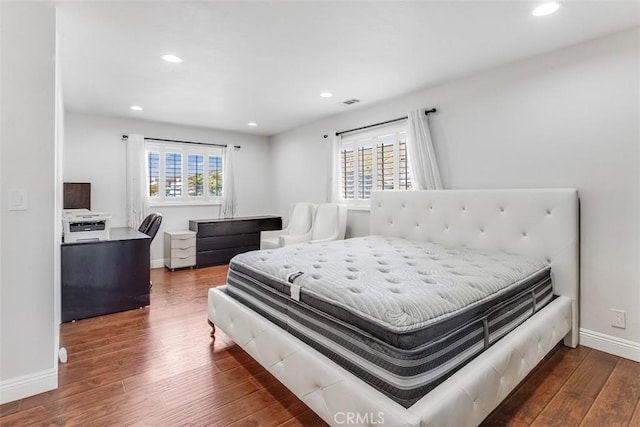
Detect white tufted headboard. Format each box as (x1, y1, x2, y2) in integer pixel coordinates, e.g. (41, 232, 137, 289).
(370, 189, 580, 347)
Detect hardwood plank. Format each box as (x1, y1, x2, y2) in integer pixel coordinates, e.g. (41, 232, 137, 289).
(531, 349, 619, 426)
(226, 393, 309, 427)
(580, 358, 640, 426)
(159, 366, 262, 409)
(140, 378, 260, 426)
(630, 399, 640, 426)
(0, 400, 21, 418)
(249, 369, 296, 397)
(202, 388, 291, 427)
(276, 408, 327, 426)
(213, 346, 264, 373)
(482, 344, 592, 426)
(40, 381, 126, 413)
(0, 405, 49, 427)
(44, 388, 165, 427)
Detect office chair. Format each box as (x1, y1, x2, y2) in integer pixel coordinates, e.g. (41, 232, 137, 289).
(138, 213, 163, 242)
(139, 213, 162, 289)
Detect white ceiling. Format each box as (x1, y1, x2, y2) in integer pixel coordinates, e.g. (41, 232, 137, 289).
(57, 1, 640, 136)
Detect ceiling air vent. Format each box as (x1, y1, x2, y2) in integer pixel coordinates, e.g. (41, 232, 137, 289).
(339, 98, 360, 106)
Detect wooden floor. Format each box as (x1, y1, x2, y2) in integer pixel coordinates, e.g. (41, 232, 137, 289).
(1, 265, 640, 426)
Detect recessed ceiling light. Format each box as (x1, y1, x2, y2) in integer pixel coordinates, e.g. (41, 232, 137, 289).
(248, 122, 257, 127)
(130, 105, 143, 111)
(320, 92, 333, 98)
(532, 2, 560, 16)
(161, 54, 183, 63)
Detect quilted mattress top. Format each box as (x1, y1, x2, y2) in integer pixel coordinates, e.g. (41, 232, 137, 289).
(230, 235, 549, 333)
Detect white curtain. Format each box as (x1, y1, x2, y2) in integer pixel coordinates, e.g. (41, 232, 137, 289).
(125, 134, 149, 228)
(221, 146, 237, 218)
(326, 133, 341, 202)
(406, 109, 442, 190)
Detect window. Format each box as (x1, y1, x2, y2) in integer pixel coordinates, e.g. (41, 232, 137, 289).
(187, 154, 204, 196)
(148, 152, 160, 197)
(165, 152, 183, 197)
(339, 125, 411, 203)
(146, 143, 224, 204)
(208, 155, 223, 196)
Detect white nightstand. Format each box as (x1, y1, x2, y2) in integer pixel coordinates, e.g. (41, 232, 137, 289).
(164, 230, 196, 271)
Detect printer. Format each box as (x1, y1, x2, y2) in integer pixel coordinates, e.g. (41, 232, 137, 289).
(62, 209, 112, 242)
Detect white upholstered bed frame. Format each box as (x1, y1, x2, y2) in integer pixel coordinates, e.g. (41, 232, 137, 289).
(208, 189, 579, 426)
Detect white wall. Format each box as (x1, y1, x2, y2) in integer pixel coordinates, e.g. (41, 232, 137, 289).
(0, 2, 58, 403)
(270, 29, 640, 354)
(64, 112, 274, 266)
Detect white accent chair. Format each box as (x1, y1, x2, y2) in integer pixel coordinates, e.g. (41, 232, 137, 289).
(278, 203, 347, 247)
(260, 202, 317, 250)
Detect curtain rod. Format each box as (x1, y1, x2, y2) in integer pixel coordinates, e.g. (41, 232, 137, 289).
(121, 135, 240, 149)
(324, 108, 437, 139)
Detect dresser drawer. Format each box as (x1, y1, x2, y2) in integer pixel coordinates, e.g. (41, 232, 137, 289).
(170, 246, 195, 259)
(170, 236, 195, 250)
(197, 233, 260, 252)
(168, 255, 196, 269)
(196, 247, 257, 266)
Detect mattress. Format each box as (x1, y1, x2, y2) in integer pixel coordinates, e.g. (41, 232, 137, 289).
(226, 236, 553, 407)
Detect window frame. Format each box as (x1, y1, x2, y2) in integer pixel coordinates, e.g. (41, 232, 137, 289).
(338, 123, 411, 207)
(146, 142, 224, 206)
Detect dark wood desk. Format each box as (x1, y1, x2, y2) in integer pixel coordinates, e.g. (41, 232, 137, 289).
(189, 216, 282, 267)
(61, 227, 150, 322)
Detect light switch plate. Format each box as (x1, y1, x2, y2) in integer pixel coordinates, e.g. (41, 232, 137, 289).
(8, 189, 27, 211)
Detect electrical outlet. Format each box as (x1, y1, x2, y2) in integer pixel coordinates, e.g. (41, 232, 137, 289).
(611, 309, 626, 329)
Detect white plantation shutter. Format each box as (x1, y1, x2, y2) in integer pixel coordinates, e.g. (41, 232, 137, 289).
(143, 141, 224, 205)
(338, 124, 411, 203)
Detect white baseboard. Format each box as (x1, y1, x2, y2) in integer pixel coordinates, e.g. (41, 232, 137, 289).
(0, 368, 58, 404)
(579, 328, 640, 362)
(151, 258, 165, 269)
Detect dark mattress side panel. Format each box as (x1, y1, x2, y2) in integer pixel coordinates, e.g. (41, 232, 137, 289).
(225, 268, 554, 408)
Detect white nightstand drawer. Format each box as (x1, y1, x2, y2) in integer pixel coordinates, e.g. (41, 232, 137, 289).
(170, 255, 196, 269)
(171, 246, 195, 259)
(171, 238, 195, 250)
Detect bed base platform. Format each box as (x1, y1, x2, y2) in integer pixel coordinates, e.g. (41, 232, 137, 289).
(209, 286, 571, 427)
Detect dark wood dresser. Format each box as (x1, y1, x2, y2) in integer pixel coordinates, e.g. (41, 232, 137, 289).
(189, 216, 282, 267)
